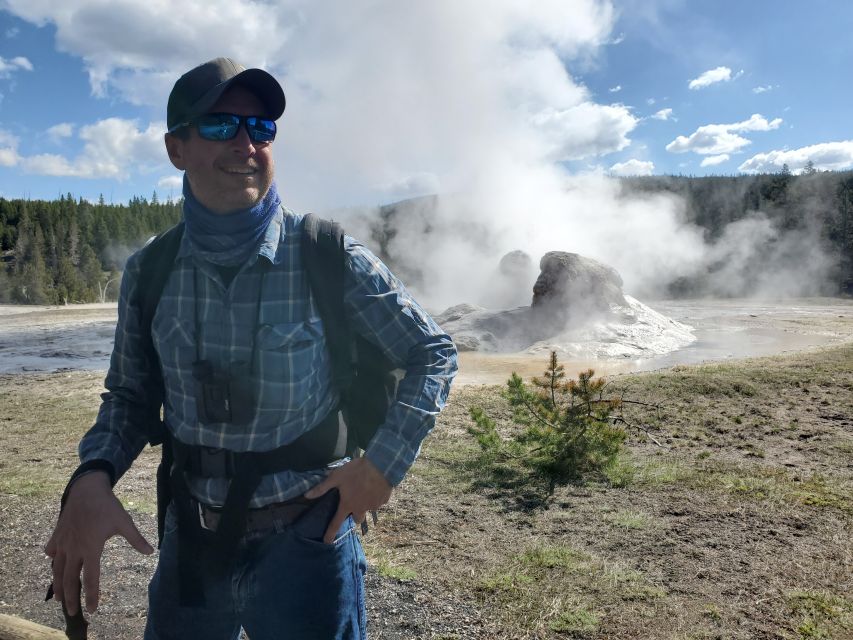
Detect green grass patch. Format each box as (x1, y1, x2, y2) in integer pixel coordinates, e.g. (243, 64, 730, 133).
(787, 590, 853, 639)
(119, 497, 158, 516)
(0, 374, 101, 497)
(362, 544, 418, 582)
(520, 545, 591, 571)
(376, 562, 417, 582)
(0, 467, 65, 497)
(603, 454, 853, 513)
(549, 604, 599, 634)
(634, 459, 695, 485)
(477, 544, 663, 633)
(479, 571, 534, 594)
(702, 604, 722, 623)
(602, 455, 636, 487)
(604, 509, 655, 530)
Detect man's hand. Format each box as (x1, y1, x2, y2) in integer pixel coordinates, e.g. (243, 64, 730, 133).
(44, 471, 154, 616)
(304, 457, 393, 543)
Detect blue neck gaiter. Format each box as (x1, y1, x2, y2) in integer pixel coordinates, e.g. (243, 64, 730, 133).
(182, 175, 281, 266)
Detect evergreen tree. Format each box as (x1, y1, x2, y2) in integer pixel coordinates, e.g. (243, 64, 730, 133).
(469, 353, 626, 494)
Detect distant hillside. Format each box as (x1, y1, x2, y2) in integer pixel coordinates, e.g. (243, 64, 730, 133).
(619, 170, 853, 296)
(1, 169, 850, 305)
(361, 171, 853, 298)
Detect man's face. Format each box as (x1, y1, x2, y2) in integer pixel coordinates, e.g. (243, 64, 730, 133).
(165, 85, 275, 214)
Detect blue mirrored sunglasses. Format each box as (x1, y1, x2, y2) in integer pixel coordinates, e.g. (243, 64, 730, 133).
(168, 113, 276, 143)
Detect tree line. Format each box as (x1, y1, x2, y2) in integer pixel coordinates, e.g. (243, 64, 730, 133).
(0, 193, 181, 304)
(620, 168, 853, 295)
(1, 168, 852, 305)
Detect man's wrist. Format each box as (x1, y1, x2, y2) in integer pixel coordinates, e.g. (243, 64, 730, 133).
(61, 460, 116, 508)
(67, 469, 110, 489)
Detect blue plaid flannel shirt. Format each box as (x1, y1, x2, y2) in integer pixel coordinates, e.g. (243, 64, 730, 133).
(79, 207, 457, 507)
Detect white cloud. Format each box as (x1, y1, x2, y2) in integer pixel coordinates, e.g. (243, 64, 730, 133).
(10, 56, 32, 71)
(0, 130, 20, 167)
(688, 66, 742, 90)
(22, 118, 165, 179)
(1, 0, 616, 103)
(646, 98, 656, 105)
(6, 27, 20, 38)
(380, 172, 442, 200)
(0, 0, 293, 102)
(700, 154, 729, 167)
(2, 0, 628, 207)
(529, 102, 637, 161)
(0, 148, 18, 166)
(666, 114, 782, 155)
(738, 141, 853, 174)
(609, 85, 621, 93)
(752, 85, 774, 94)
(609, 159, 654, 176)
(23, 153, 77, 175)
(0, 55, 33, 78)
(157, 175, 183, 190)
(651, 108, 673, 121)
(46, 122, 75, 142)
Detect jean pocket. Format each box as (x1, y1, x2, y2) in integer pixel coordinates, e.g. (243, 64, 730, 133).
(290, 519, 356, 551)
(162, 502, 180, 537)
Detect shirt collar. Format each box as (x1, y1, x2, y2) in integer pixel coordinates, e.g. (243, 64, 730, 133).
(257, 204, 284, 264)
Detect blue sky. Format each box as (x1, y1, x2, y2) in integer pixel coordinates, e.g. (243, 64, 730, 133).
(0, 0, 851, 209)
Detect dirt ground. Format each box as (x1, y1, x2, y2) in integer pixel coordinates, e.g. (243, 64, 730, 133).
(0, 341, 851, 638)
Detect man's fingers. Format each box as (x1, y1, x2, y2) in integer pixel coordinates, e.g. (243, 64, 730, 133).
(304, 477, 335, 500)
(44, 532, 57, 557)
(82, 556, 101, 614)
(62, 556, 83, 617)
(117, 514, 154, 555)
(51, 552, 66, 603)
(323, 505, 349, 544)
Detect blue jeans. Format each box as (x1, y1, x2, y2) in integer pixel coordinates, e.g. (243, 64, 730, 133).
(144, 505, 367, 640)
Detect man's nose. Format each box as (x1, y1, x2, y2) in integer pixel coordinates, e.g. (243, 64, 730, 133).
(228, 123, 256, 154)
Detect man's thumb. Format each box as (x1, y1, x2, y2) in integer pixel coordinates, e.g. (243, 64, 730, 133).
(118, 516, 154, 555)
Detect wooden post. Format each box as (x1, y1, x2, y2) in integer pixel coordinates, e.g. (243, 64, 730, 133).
(0, 614, 65, 640)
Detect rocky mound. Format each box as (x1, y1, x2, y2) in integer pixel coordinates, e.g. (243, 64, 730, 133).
(436, 251, 695, 359)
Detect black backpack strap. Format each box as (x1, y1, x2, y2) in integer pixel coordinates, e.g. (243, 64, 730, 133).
(301, 214, 351, 392)
(137, 220, 185, 445)
(135, 221, 184, 547)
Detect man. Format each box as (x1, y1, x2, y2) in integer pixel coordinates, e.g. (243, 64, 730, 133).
(45, 57, 457, 640)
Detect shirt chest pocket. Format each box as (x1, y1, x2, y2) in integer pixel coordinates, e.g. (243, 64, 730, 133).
(154, 317, 197, 377)
(256, 319, 323, 352)
(253, 319, 327, 400)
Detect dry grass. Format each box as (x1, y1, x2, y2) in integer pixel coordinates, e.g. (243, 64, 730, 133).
(1, 344, 851, 638)
(379, 343, 853, 639)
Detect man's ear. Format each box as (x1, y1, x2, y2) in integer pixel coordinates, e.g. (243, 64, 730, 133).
(164, 133, 186, 170)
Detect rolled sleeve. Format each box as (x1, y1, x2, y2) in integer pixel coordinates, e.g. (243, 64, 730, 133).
(343, 239, 457, 485)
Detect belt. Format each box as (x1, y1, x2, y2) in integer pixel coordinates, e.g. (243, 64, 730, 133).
(197, 496, 314, 533)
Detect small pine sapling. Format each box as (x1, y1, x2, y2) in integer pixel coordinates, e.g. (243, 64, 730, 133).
(469, 351, 627, 494)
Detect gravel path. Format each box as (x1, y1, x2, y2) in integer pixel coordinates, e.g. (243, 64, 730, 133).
(0, 495, 493, 639)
